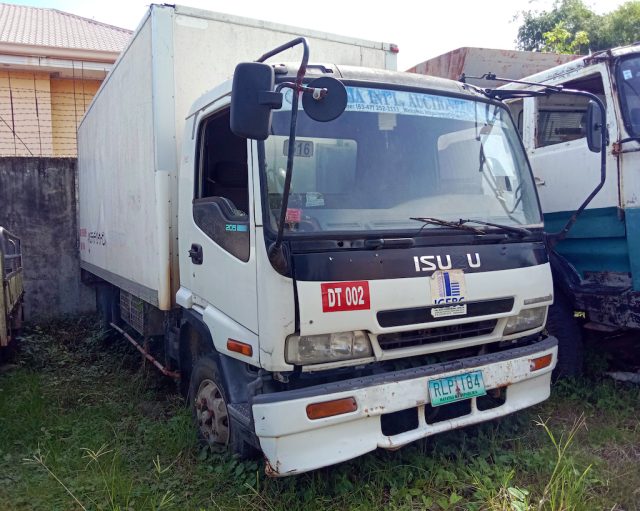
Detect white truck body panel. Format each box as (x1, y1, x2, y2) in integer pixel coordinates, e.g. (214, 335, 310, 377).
(78, 4, 397, 309)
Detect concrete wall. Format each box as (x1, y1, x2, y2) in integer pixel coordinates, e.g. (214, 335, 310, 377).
(0, 157, 95, 320)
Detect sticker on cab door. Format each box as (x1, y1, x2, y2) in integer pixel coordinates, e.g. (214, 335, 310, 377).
(321, 281, 370, 312)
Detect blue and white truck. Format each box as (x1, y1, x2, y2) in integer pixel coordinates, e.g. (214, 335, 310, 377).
(494, 45, 640, 373)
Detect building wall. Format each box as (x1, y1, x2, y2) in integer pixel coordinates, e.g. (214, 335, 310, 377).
(0, 157, 95, 320)
(51, 78, 101, 156)
(0, 70, 52, 156)
(0, 71, 100, 157)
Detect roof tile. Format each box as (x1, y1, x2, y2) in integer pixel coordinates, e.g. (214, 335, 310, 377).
(0, 3, 132, 53)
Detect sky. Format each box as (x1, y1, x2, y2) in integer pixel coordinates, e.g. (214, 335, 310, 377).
(6, 0, 627, 69)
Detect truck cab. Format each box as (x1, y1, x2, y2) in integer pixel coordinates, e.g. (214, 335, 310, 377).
(176, 63, 557, 474)
(506, 45, 640, 341)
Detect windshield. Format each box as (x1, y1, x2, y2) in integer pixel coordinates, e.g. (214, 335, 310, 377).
(261, 86, 541, 235)
(617, 55, 640, 137)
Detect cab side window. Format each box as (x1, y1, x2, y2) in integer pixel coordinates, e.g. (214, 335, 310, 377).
(535, 73, 605, 148)
(194, 109, 250, 261)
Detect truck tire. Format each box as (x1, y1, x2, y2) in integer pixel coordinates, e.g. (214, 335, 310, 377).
(97, 285, 120, 331)
(546, 291, 584, 380)
(188, 355, 255, 458)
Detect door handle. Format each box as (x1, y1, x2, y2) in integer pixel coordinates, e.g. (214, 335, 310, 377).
(189, 243, 203, 265)
(534, 176, 546, 186)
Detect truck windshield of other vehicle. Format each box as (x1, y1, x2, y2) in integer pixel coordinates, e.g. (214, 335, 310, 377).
(261, 86, 541, 234)
(617, 55, 640, 138)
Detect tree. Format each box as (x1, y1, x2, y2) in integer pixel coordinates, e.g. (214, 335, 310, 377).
(543, 22, 590, 53)
(516, 0, 640, 54)
(607, 1, 640, 46)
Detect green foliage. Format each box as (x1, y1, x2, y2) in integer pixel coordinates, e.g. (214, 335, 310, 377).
(542, 22, 590, 54)
(516, 0, 640, 54)
(536, 416, 596, 511)
(609, 1, 640, 46)
(0, 316, 638, 510)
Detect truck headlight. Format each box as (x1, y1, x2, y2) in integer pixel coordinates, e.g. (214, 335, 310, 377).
(285, 331, 373, 365)
(503, 307, 547, 335)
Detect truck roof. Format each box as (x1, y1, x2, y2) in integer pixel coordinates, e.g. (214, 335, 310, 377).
(500, 44, 640, 89)
(187, 63, 485, 119)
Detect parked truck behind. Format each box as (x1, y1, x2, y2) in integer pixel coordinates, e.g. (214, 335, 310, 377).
(0, 228, 23, 356)
(490, 46, 635, 373)
(78, 4, 558, 475)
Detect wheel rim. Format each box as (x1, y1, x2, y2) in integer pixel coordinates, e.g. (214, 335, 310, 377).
(195, 379, 230, 446)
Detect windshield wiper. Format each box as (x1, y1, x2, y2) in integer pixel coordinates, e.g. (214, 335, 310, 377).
(410, 217, 532, 237)
(409, 217, 485, 234)
(458, 218, 532, 236)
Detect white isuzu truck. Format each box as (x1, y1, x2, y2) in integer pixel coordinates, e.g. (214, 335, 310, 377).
(78, 4, 558, 475)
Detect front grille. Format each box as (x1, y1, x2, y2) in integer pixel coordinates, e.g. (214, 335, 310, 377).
(377, 320, 497, 350)
(377, 298, 514, 328)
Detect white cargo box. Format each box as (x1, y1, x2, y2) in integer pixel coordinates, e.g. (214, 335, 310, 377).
(78, 4, 397, 310)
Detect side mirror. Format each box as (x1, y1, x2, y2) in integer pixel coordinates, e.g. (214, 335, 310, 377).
(230, 63, 282, 140)
(302, 77, 348, 122)
(586, 100, 605, 153)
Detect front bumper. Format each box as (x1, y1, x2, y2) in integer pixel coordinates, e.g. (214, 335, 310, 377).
(252, 336, 557, 476)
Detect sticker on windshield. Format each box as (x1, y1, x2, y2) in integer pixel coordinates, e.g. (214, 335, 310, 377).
(283, 139, 314, 157)
(305, 192, 325, 207)
(281, 87, 502, 123)
(285, 208, 302, 223)
(623, 69, 633, 80)
(321, 281, 370, 312)
(430, 270, 466, 304)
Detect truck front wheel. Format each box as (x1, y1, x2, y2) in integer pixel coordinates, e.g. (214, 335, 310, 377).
(188, 355, 254, 458)
(546, 291, 584, 380)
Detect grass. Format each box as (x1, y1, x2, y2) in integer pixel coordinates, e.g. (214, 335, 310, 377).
(0, 316, 638, 510)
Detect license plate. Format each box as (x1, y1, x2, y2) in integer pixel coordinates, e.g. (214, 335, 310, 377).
(428, 371, 486, 407)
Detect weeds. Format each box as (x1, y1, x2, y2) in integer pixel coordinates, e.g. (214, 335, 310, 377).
(536, 416, 595, 511)
(23, 449, 88, 511)
(1, 316, 638, 510)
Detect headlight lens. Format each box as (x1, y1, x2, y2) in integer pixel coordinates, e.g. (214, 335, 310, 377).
(504, 307, 547, 335)
(286, 331, 373, 365)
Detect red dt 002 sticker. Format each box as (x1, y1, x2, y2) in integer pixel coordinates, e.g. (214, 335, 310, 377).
(321, 281, 370, 312)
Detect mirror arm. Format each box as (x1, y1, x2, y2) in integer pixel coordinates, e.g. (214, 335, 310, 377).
(487, 84, 609, 246)
(276, 82, 328, 99)
(262, 38, 310, 275)
(547, 89, 608, 246)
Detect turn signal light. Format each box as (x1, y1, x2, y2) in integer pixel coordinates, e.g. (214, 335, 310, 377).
(306, 397, 357, 420)
(530, 354, 553, 371)
(227, 338, 253, 357)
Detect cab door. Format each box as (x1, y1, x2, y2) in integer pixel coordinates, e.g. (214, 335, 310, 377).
(523, 65, 619, 219)
(179, 100, 258, 333)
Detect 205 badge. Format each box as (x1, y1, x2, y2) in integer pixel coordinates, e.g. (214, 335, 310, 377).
(430, 269, 466, 305)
